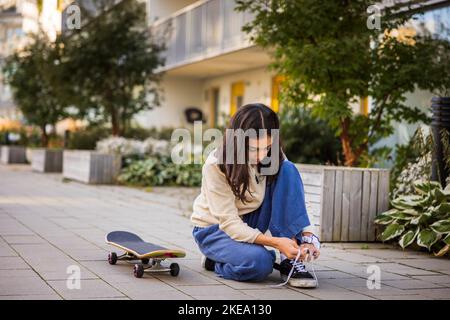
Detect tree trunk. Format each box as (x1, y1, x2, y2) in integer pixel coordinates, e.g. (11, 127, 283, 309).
(340, 117, 357, 167)
(41, 125, 49, 148)
(111, 108, 121, 136)
(121, 111, 129, 136)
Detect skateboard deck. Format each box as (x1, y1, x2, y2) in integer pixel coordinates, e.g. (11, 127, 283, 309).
(105, 231, 186, 278)
(106, 231, 186, 259)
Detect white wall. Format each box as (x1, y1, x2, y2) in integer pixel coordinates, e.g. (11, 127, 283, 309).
(134, 75, 204, 129)
(201, 66, 276, 125)
(134, 66, 277, 129)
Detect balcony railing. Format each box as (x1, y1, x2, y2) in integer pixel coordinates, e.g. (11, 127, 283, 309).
(151, 0, 255, 71)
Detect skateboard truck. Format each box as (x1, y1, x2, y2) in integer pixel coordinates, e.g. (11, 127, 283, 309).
(108, 251, 181, 278)
(133, 258, 180, 278)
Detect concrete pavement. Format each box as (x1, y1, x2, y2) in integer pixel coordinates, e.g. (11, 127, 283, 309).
(1, 164, 449, 300)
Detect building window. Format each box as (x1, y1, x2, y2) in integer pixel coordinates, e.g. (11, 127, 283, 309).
(230, 81, 244, 116)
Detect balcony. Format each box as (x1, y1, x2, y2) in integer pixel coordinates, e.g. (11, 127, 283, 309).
(151, 0, 265, 76)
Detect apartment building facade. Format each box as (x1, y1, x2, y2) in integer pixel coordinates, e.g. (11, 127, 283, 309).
(139, 0, 450, 154)
(135, 0, 279, 130)
(1, 0, 448, 152)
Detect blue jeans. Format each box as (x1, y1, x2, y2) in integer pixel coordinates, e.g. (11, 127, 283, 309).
(192, 159, 311, 282)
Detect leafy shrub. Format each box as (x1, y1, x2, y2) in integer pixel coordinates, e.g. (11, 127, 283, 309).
(117, 155, 202, 187)
(393, 152, 431, 197)
(391, 127, 450, 197)
(47, 134, 64, 149)
(375, 180, 450, 256)
(123, 126, 175, 141)
(279, 105, 341, 165)
(122, 126, 154, 140)
(391, 128, 432, 195)
(66, 126, 110, 150)
(0, 128, 41, 147)
(390, 139, 422, 188)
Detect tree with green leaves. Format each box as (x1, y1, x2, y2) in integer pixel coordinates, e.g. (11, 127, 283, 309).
(61, 0, 164, 136)
(236, 0, 450, 166)
(3, 34, 67, 147)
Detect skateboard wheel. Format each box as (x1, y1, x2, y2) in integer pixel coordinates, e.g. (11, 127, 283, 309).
(141, 258, 149, 265)
(134, 264, 144, 278)
(170, 263, 180, 277)
(108, 252, 117, 265)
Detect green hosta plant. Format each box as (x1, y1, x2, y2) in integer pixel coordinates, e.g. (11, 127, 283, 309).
(375, 180, 450, 256)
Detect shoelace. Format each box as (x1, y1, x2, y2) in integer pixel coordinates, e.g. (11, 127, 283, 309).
(269, 249, 319, 288)
(290, 259, 307, 272)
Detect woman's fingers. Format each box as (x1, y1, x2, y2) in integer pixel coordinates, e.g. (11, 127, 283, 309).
(310, 249, 320, 260)
(280, 237, 322, 260)
(299, 244, 320, 261)
(289, 248, 298, 260)
(290, 236, 300, 249)
(312, 248, 320, 258)
(301, 248, 310, 261)
(285, 245, 320, 261)
(288, 245, 300, 260)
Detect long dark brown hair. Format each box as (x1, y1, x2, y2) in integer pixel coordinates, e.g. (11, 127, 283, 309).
(217, 103, 285, 203)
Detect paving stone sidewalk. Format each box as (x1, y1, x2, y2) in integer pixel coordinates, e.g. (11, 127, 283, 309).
(0, 164, 449, 300)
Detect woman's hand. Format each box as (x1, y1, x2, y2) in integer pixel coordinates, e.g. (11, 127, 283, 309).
(255, 234, 317, 261)
(299, 243, 320, 262)
(274, 237, 300, 260)
(296, 233, 321, 262)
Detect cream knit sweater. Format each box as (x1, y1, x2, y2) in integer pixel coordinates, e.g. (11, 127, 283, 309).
(190, 149, 312, 243)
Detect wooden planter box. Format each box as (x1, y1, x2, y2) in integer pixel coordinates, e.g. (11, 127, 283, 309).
(0, 146, 27, 164)
(31, 149, 63, 173)
(26, 148, 33, 163)
(63, 150, 121, 184)
(296, 164, 390, 242)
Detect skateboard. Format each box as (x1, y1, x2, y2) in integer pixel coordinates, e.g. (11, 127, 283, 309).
(105, 231, 186, 278)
